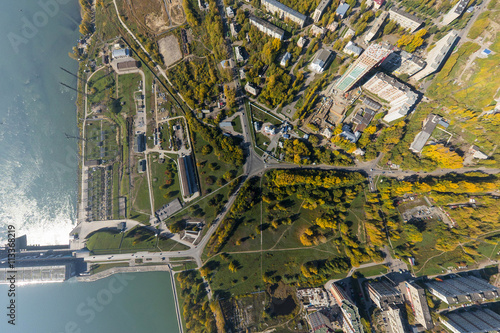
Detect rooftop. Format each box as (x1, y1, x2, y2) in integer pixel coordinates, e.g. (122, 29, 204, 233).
(262, 0, 307, 21)
(336, 3, 350, 16)
(389, 7, 424, 24)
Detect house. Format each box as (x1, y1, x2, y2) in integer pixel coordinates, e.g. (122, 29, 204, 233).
(230, 23, 239, 37)
(352, 108, 376, 132)
(343, 41, 363, 57)
(254, 121, 262, 131)
(226, 6, 235, 18)
(280, 52, 291, 67)
(322, 127, 333, 139)
(310, 25, 326, 37)
(309, 49, 333, 73)
(297, 36, 306, 48)
(336, 3, 350, 18)
(235, 46, 244, 62)
(469, 145, 488, 159)
(326, 21, 338, 32)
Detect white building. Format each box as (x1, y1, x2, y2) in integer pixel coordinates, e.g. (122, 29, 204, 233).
(235, 46, 244, 62)
(312, 0, 332, 22)
(441, 0, 468, 26)
(469, 145, 488, 159)
(112, 48, 131, 59)
(322, 127, 333, 139)
(413, 30, 459, 80)
(230, 23, 239, 37)
(280, 52, 291, 67)
(364, 12, 388, 43)
(245, 82, 259, 96)
(309, 49, 333, 73)
(388, 7, 423, 33)
(363, 72, 418, 122)
(343, 41, 363, 57)
(226, 6, 235, 18)
(310, 25, 326, 37)
(297, 36, 306, 48)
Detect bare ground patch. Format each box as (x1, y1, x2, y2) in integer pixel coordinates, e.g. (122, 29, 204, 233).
(159, 35, 183, 67)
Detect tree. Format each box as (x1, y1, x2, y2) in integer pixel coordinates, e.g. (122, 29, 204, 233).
(224, 85, 236, 108)
(422, 144, 464, 169)
(229, 261, 239, 272)
(223, 170, 234, 182)
(202, 145, 213, 155)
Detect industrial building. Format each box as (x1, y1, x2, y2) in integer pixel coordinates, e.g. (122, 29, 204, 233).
(249, 15, 285, 40)
(134, 133, 146, 153)
(261, 0, 307, 27)
(388, 8, 423, 33)
(0, 265, 69, 284)
(308, 311, 333, 332)
(441, 0, 468, 26)
(413, 30, 459, 80)
(334, 42, 393, 93)
(309, 49, 333, 73)
(409, 114, 447, 153)
(364, 12, 388, 43)
(425, 275, 500, 304)
(362, 72, 418, 122)
(155, 198, 183, 222)
(441, 308, 500, 333)
(381, 49, 426, 76)
(112, 48, 131, 59)
(385, 304, 410, 333)
(367, 279, 403, 310)
(178, 154, 199, 197)
(116, 60, 139, 71)
(312, 0, 332, 22)
(343, 41, 363, 57)
(329, 283, 364, 333)
(402, 281, 433, 330)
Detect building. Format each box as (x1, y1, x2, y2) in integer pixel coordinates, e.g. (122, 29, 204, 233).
(280, 52, 291, 67)
(308, 311, 333, 332)
(441, 308, 500, 333)
(235, 46, 244, 62)
(155, 198, 183, 222)
(310, 25, 326, 37)
(245, 82, 259, 96)
(116, 60, 139, 71)
(309, 49, 333, 73)
(336, 3, 350, 18)
(388, 7, 423, 33)
(112, 48, 131, 59)
(312, 0, 332, 22)
(340, 124, 361, 143)
(385, 304, 410, 333)
(334, 42, 393, 93)
(134, 133, 146, 153)
(362, 96, 382, 110)
(409, 114, 444, 153)
(326, 21, 338, 32)
(138, 159, 146, 173)
(352, 108, 376, 132)
(402, 281, 433, 330)
(322, 127, 333, 139)
(343, 41, 363, 57)
(226, 6, 234, 18)
(362, 72, 418, 122)
(230, 23, 239, 37)
(441, 0, 468, 26)
(178, 154, 199, 197)
(367, 279, 403, 310)
(297, 288, 332, 309)
(425, 275, 500, 304)
(413, 30, 459, 80)
(239, 68, 246, 80)
(329, 283, 364, 333)
(373, 0, 384, 9)
(219, 121, 232, 128)
(261, 0, 307, 28)
(297, 36, 306, 48)
(364, 12, 388, 43)
(381, 50, 426, 77)
(469, 145, 488, 159)
(249, 16, 285, 40)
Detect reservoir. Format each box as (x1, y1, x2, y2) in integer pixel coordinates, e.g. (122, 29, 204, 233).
(0, 272, 180, 332)
(0, 1, 180, 332)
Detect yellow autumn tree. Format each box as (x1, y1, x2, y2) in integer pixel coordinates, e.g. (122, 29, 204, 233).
(422, 144, 464, 169)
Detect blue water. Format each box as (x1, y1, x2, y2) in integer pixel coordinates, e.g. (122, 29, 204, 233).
(0, 2, 181, 332)
(0, 0, 80, 245)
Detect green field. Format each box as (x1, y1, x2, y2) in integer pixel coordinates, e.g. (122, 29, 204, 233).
(117, 73, 142, 116)
(232, 115, 243, 134)
(149, 153, 182, 211)
(87, 68, 115, 107)
(84, 120, 119, 162)
(355, 264, 387, 277)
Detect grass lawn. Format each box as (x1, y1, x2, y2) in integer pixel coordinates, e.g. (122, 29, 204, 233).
(117, 73, 142, 116)
(87, 68, 114, 106)
(130, 159, 151, 214)
(467, 11, 490, 39)
(90, 262, 129, 274)
(232, 115, 243, 134)
(149, 153, 181, 211)
(84, 119, 119, 162)
(255, 132, 271, 150)
(355, 264, 388, 277)
(250, 104, 282, 126)
(192, 131, 241, 195)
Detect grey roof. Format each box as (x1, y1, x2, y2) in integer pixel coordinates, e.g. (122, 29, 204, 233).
(344, 41, 363, 56)
(336, 3, 350, 16)
(249, 15, 285, 37)
(426, 275, 500, 304)
(454, 0, 469, 14)
(262, 0, 307, 22)
(316, 0, 331, 13)
(389, 7, 424, 24)
(409, 114, 441, 153)
(443, 308, 500, 333)
(362, 96, 382, 110)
